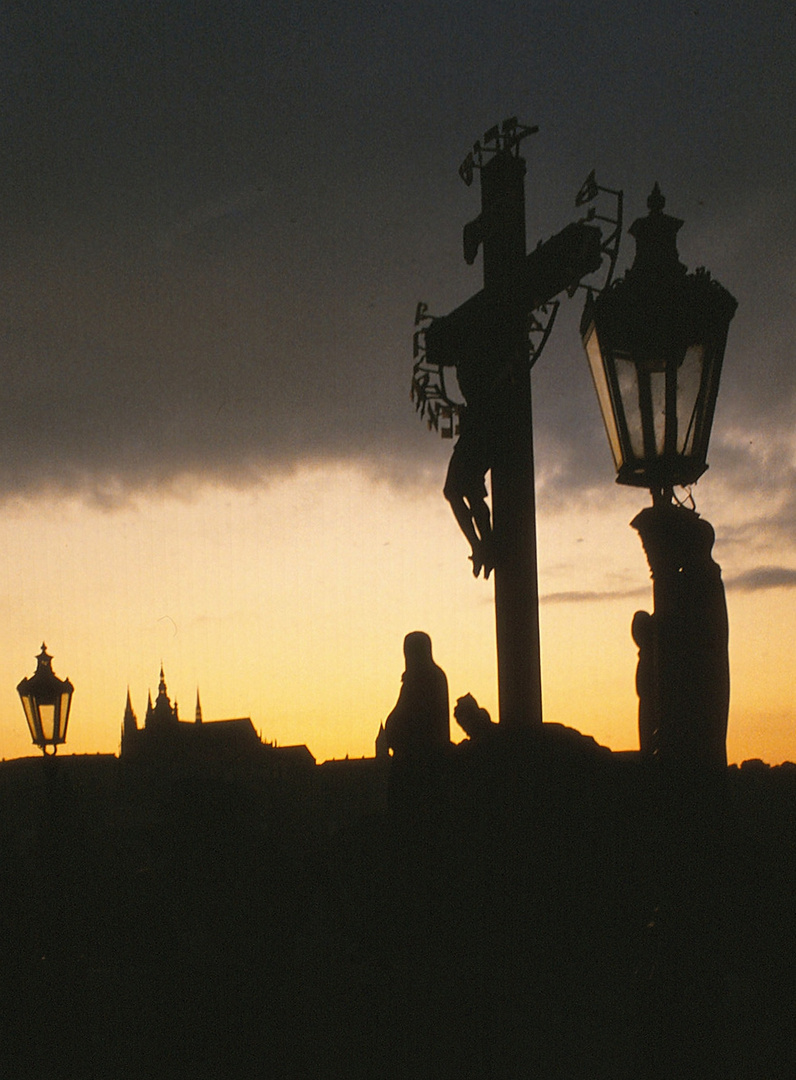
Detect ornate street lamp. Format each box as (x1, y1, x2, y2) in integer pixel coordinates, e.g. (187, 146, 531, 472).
(17, 644, 74, 756)
(581, 188, 737, 769)
(581, 184, 737, 504)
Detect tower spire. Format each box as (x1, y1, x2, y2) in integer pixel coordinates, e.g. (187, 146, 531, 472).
(121, 686, 140, 755)
(146, 665, 178, 729)
(123, 687, 138, 730)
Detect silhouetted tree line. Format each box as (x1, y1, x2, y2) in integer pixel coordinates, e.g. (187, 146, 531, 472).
(0, 748, 794, 1078)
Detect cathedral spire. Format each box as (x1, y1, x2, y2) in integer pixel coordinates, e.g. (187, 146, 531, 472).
(121, 687, 140, 754)
(123, 688, 138, 731)
(195, 689, 203, 725)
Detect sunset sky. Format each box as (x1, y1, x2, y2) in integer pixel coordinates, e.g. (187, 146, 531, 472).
(1, 1, 795, 764)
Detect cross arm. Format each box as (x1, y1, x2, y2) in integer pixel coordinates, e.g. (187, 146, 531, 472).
(424, 221, 603, 369)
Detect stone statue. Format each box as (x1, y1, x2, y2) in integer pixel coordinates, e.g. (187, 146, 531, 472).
(632, 609, 658, 760)
(453, 693, 497, 743)
(632, 504, 729, 769)
(382, 632, 450, 761)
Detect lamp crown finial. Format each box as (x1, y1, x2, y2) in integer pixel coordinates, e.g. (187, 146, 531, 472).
(647, 183, 666, 214)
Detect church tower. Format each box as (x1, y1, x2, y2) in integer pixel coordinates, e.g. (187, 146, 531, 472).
(145, 666, 179, 732)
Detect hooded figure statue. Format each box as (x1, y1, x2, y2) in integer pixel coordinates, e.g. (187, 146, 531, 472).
(383, 632, 450, 761)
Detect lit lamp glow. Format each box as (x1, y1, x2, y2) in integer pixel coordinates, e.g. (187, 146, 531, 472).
(17, 644, 74, 756)
(581, 184, 737, 502)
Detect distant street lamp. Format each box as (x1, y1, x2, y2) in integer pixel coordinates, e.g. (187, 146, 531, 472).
(17, 644, 74, 756)
(581, 188, 737, 768)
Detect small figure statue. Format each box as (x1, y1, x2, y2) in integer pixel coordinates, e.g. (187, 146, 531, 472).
(453, 693, 497, 743)
(632, 609, 658, 760)
(382, 631, 450, 761)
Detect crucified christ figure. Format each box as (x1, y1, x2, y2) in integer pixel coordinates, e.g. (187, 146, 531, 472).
(443, 408, 495, 578)
(442, 347, 508, 579)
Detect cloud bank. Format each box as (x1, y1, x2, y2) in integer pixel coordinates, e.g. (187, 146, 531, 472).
(1, 1, 794, 516)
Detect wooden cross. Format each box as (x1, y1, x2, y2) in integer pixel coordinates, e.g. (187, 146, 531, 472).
(423, 124, 603, 730)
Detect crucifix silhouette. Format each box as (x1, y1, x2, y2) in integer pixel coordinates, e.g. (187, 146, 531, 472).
(415, 121, 608, 730)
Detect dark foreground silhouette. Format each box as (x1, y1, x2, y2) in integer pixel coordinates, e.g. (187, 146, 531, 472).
(0, 740, 794, 1079)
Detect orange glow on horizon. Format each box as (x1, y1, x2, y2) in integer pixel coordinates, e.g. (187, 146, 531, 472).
(0, 465, 793, 765)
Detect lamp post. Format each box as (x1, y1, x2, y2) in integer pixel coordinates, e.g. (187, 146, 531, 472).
(17, 643, 74, 756)
(581, 187, 737, 768)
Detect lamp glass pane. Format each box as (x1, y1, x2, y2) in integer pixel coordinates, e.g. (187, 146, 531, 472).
(584, 324, 623, 470)
(650, 369, 667, 456)
(21, 696, 38, 741)
(59, 691, 72, 740)
(614, 354, 644, 460)
(38, 703, 56, 742)
(677, 344, 705, 455)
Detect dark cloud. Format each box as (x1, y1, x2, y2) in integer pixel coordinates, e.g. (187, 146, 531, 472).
(0, 1, 793, 503)
(726, 567, 796, 593)
(542, 586, 648, 605)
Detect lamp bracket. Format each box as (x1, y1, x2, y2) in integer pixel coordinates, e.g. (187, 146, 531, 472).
(571, 171, 623, 297)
